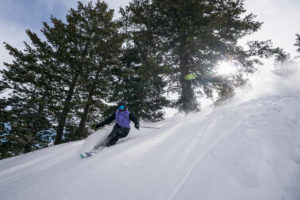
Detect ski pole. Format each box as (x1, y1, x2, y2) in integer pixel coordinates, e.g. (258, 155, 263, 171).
(88, 127, 108, 134)
(140, 126, 160, 129)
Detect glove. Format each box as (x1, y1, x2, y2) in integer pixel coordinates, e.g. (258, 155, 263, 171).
(91, 124, 98, 130)
(135, 123, 139, 130)
(92, 123, 103, 130)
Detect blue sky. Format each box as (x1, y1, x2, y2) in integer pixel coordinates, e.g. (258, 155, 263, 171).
(0, 0, 122, 68)
(0, 0, 65, 30)
(0, 0, 300, 70)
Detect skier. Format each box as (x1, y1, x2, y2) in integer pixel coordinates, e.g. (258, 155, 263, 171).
(92, 101, 139, 149)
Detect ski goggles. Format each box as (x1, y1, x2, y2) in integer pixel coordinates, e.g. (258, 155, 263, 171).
(118, 105, 125, 110)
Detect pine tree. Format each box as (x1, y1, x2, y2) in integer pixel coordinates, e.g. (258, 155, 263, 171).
(0, 1, 126, 154)
(295, 34, 300, 53)
(121, 0, 283, 113)
(40, 15, 86, 145)
(37, 1, 122, 144)
(0, 38, 56, 155)
(111, 15, 170, 121)
(111, 48, 169, 121)
(70, 1, 125, 139)
(0, 98, 14, 159)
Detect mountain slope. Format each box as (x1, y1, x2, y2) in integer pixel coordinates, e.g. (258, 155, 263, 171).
(1, 64, 300, 200)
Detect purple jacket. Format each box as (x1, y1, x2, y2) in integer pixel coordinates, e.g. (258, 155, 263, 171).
(95, 109, 139, 129)
(115, 109, 131, 128)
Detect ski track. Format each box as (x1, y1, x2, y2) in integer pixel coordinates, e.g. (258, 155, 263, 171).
(168, 118, 244, 200)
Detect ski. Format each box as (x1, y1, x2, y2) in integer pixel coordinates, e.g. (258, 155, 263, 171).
(80, 145, 106, 159)
(80, 152, 95, 159)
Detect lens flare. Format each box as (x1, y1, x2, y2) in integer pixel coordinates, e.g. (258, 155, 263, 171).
(216, 61, 239, 76)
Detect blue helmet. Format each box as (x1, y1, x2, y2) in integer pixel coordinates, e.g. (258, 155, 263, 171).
(118, 101, 127, 110)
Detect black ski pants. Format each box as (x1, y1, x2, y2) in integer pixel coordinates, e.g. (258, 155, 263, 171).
(105, 125, 130, 147)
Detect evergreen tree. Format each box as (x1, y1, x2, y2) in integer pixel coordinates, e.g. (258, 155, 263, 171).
(121, 0, 283, 113)
(0, 1, 126, 155)
(37, 1, 122, 144)
(295, 34, 300, 53)
(0, 38, 56, 156)
(70, 1, 125, 140)
(111, 18, 170, 121)
(0, 98, 14, 159)
(41, 15, 87, 145)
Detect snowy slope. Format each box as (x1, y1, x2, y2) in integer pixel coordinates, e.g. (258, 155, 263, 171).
(1, 63, 300, 200)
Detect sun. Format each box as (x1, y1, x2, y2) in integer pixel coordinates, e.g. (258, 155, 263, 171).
(215, 60, 239, 76)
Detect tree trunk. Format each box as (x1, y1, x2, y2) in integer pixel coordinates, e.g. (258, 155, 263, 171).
(54, 73, 79, 145)
(179, 57, 198, 113)
(74, 79, 97, 139)
(23, 91, 47, 153)
(23, 142, 33, 153)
